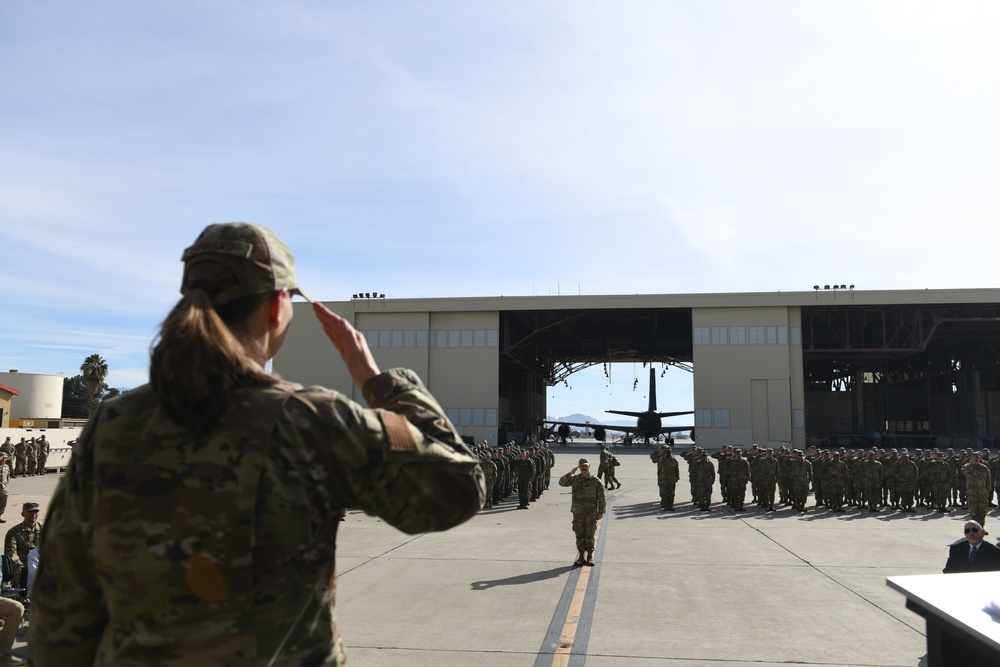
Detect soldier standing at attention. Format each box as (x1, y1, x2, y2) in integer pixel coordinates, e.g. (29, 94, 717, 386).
(0, 439, 12, 481)
(727, 449, 750, 511)
(12, 439, 24, 478)
(513, 449, 534, 509)
(963, 452, 993, 528)
(894, 451, 919, 513)
(35, 435, 49, 475)
(789, 449, 812, 512)
(862, 450, 884, 512)
(651, 445, 679, 510)
(825, 452, 849, 513)
(30, 223, 485, 667)
(756, 449, 779, 511)
(559, 458, 606, 567)
(480, 450, 497, 510)
(694, 450, 716, 511)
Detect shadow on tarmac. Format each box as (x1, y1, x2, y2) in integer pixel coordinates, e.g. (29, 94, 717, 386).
(470, 565, 574, 590)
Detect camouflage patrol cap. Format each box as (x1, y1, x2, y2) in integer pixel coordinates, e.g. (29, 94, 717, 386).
(22, 502, 39, 511)
(579, 458, 590, 465)
(181, 222, 313, 305)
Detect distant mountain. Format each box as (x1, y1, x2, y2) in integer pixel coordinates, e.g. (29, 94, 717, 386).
(546, 413, 633, 427)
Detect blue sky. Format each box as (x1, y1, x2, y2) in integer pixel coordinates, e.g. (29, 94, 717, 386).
(3, 1, 1000, 421)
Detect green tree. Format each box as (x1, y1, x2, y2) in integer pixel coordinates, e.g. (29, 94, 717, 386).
(80, 354, 109, 416)
(62, 375, 90, 419)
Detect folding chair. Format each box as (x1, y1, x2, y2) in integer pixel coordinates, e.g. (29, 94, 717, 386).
(0, 556, 22, 601)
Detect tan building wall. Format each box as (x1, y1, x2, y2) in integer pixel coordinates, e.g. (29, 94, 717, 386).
(692, 306, 806, 448)
(275, 303, 501, 445)
(0, 394, 12, 428)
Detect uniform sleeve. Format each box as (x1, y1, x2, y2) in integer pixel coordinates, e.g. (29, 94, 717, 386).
(29, 412, 107, 665)
(597, 484, 606, 514)
(558, 473, 573, 487)
(282, 368, 485, 535)
(3, 527, 15, 564)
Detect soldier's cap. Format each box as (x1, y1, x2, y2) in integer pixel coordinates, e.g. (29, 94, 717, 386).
(181, 222, 313, 306)
(793, 449, 803, 455)
(22, 502, 39, 512)
(579, 458, 590, 466)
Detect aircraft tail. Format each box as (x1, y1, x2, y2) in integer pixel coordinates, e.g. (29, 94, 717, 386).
(648, 366, 657, 412)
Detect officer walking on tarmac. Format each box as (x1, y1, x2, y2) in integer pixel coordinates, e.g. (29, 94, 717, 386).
(558, 458, 606, 567)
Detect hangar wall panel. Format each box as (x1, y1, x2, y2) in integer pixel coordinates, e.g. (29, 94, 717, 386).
(692, 306, 804, 448)
(273, 304, 501, 445)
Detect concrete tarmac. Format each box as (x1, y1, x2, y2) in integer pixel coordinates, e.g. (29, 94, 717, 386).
(11, 445, 980, 666)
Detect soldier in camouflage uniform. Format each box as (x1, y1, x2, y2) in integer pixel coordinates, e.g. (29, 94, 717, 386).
(894, 451, 919, 513)
(825, 452, 848, 512)
(727, 449, 750, 511)
(513, 450, 535, 508)
(918, 450, 933, 507)
(752, 449, 775, 511)
(23, 438, 36, 476)
(862, 451, 884, 512)
(30, 223, 485, 667)
(35, 434, 49, 475)
(713, 445, 732, 504)
(778, 447, 794, 506)
(5, 501, 42, 588)
(12, 439, 25, 478)
(789, 450, 812, 512)
(480, 450, 497, 509)
(0, 456, 8, 524)
(992, 450, 1000, 510)
(693, 450, 716, 511)
(963, 452, 993, 527)
(0, 439, 12, 481)
(929, 452, 952, 512)
(651, 445, 679, 510)
(559, 458, 606, 566)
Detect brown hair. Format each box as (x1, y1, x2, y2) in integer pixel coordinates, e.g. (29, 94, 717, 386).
(150, 284, 278, 435)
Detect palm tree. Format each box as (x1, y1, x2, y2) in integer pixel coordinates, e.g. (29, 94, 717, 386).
(80, 353, 109, 415)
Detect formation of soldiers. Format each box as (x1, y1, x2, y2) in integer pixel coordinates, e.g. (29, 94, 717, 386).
(0, 436, 50, 479)
(667, 442, 1000, 523)
(473, 441, 556, 510)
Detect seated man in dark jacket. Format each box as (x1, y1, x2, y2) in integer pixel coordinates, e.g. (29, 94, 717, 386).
(943, 520, 1000, 573)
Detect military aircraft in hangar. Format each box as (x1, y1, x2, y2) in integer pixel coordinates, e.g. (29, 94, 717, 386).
(542, 367, 694, 445)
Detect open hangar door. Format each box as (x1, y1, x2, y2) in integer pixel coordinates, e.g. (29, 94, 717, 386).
(496, 306, 693, 443)
(802, 301, 1000, 449)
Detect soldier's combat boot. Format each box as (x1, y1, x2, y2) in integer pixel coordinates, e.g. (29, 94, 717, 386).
(574, 552, 586, 567)
(585, 550, 595, 566)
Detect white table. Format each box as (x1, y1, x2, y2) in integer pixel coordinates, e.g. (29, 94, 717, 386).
(887, 572, 1000, 666)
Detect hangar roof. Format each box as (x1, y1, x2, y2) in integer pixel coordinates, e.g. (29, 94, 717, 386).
(342, 288, 1000, 386)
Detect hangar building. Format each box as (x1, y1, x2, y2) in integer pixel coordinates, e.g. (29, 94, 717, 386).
(273, 288, 1000, 450)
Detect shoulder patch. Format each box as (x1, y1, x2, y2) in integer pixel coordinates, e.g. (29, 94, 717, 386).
(382, 412, 417, 452)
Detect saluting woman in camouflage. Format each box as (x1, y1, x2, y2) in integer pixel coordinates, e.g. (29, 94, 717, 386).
(31, 223, 485, 667)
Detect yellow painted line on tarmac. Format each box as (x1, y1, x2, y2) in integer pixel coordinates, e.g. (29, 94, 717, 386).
(550, 515, 605, 667)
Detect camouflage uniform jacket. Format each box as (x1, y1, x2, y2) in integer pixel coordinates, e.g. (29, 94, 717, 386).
(30, 368, 486, 667)
(657, 455, 679, 483)
(962, 462, 992, 495)
(558, 473, 606, 515)
(756, 457, 778, 483)
(4, 520, 42, 569)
